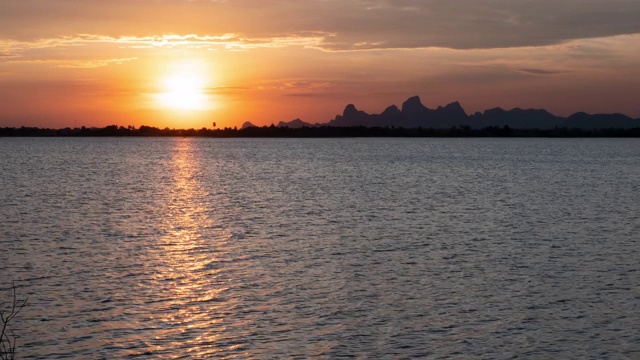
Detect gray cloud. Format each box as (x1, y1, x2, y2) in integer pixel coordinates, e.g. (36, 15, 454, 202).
(313, 0, 640, 50)
(1, 0, 640, 50)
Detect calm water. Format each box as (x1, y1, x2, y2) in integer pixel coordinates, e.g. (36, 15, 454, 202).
(1, 137, 639, 359)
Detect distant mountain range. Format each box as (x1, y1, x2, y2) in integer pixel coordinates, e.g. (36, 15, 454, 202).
(243, 96, 640, 130)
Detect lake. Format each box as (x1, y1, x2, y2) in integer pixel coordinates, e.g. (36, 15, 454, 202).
(1, 137, 639, 358)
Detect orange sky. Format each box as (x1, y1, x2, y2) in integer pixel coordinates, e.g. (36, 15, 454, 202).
(1, 1, 640, 129)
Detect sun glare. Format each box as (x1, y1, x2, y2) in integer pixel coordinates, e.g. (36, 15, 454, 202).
(156, 61, 213, 111)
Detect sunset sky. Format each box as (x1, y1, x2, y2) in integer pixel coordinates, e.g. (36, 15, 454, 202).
(1, 0, 640, 129)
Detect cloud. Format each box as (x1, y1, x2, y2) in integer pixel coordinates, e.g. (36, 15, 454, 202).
(311, 0, 640, 50)
(281, 81, 334, 90)
(2, 1, 640, 51)
(515, 68, 565, 76)
(0, 50, 139, 68)
(0, 33, 328, 55)
(58, 57, 139, 68)
(206, 86, 252, 94)
(203, 81, 337, 98)
(279, 81, 336, 97)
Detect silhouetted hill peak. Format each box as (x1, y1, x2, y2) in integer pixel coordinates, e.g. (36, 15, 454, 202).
(438, 101, 467, 118)
(401, 96, 428, 113)
(441, 101, 463, 111)
(382, 105, 400, 116)
(482, 107, 507, 116)
(327, 103, 372, 127)
(343, 104, 366, 118)
(277, 118, 313, 128)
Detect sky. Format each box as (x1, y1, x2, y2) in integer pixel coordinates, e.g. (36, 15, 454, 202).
(1, 0, 640, 129)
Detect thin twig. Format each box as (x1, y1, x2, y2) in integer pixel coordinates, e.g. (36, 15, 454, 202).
(0, 282, 27, 360)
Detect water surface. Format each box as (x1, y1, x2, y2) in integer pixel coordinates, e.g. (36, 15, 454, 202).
(1, 138, 639, 358)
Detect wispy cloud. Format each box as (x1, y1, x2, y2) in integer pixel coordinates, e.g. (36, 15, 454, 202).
(281, 81, 334, 90)
(206, 86, 252, 94)
(58, 57, 139, 68)
(0, 56, 138, 68)
(0, 33, 330, 55)
(515, 68, 564, 76)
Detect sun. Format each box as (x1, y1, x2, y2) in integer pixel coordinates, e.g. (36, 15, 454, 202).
(160, 73, 208, 110)
(156, 61, 212, 111)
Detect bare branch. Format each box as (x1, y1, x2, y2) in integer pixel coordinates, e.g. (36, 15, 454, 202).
(0, 282, 27, 360)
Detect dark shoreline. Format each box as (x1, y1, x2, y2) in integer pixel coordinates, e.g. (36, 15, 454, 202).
(2, 125, 640, 138)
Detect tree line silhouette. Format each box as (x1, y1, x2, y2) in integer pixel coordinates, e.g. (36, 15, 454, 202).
(1, 124, 640, 137)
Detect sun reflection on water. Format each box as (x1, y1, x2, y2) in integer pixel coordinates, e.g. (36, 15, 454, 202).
(149, 138, 234, 357)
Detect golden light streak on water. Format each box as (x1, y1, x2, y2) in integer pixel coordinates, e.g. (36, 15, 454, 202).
(149, 138, 233, 357)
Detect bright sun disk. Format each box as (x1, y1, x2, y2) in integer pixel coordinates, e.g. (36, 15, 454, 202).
(157, 65, 212, 111)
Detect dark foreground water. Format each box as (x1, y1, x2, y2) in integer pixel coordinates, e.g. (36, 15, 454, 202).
(1, 137, 639, 359)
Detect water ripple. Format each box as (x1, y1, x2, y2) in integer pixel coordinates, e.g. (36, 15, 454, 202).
(1, 138, 639, 358)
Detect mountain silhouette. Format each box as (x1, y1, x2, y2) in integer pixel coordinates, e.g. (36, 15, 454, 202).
(242, 121, 258, 129)
(329, 104, 373, 127)
(280, 96, 639, 130)
(277, 118, 313, 128)
(470, 107, 560, 129)
(565, 112, 637, 129)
